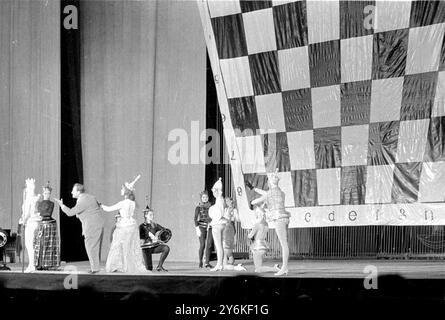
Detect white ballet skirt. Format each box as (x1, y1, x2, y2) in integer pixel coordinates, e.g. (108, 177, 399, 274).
(102, 199, 147, 273)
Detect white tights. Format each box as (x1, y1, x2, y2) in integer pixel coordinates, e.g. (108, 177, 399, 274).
(24, 221, 38, 272)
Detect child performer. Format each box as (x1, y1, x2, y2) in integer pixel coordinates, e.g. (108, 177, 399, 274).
(248, 204, 280, 274)
(221, 197, 245, 271)
(194, 190, 213, 268)
(249, 169, 289, 276)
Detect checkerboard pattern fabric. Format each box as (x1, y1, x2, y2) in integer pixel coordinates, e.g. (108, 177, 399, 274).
(202, 0, 445, 225)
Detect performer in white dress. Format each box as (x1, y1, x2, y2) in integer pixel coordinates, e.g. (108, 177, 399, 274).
(100, 175, 147, 273)
(20, 178, 42, 273)
(208, 178, 225, 272)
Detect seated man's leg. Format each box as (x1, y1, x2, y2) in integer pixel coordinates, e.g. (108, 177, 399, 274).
(152, 244, 170, 270)
(142, 248, 154, 271)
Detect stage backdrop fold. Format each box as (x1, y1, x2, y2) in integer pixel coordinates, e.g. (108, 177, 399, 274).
(198, 0, 445, 228)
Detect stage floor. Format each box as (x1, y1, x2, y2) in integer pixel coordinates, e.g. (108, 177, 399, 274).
(1, 259, 445, 308)
(1, 260, 445, 279)
(3, 259, 445, 279)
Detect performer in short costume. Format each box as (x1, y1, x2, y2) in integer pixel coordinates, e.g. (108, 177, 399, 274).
(194, 190, 213, 268)
(248, 204, 279, 274)
(34, 182, 60, 270)
(249, 169, 290, 276)
(221, 197, 245, 271)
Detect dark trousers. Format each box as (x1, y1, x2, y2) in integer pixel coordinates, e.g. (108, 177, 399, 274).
(198, 226, 213, 264)
(142, 244, 170, 270)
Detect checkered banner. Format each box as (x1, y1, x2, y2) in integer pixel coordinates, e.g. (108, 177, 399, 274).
(197, 0, 445, 228)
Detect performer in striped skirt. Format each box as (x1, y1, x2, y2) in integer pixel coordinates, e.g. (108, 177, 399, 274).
(34, 183, 60, 270)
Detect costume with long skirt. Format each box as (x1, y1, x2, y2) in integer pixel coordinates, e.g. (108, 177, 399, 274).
(34, 200, 60, 269)
(22, 193, 41, 272)
(102, 199, 147, 273)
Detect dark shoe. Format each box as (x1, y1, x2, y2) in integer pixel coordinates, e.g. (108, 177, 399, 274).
(204, 263, 213, 269)
(199, 262, 203, 268)
(88, 270, 99, 274)
(156, 266, 168, 272)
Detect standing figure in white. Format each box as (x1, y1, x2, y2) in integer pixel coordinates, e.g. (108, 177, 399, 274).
(100, 175, 147, 273)
(20, 178, 42, 273)
(208, 178, 226, 271)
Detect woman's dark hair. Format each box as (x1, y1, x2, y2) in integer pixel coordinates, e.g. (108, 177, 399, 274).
(200, 190, 208, 197)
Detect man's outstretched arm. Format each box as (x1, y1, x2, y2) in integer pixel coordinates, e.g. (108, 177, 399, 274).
(55, 197, 88, 216)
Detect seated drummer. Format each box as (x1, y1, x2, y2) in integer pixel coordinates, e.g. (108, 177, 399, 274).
(139, 207, 170, 272)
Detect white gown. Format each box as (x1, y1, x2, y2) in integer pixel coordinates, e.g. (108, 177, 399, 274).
(22, 194, 41, 273)
(102, 199, 147, 273)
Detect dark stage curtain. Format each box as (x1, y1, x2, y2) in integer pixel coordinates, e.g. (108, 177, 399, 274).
(60, 0, 87, 262)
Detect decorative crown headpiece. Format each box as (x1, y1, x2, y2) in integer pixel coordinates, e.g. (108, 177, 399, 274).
(212, 177, 223, 191)
(42, 181, 52, 192)
(267, 169, 280, 184)
(124, 174, 141, 192)
(25, 178, 35, 187)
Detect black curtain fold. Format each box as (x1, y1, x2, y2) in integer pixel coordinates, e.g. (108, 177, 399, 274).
(60, 0, 87, 262)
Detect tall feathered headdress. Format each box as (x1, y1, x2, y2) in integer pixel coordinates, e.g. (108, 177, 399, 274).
(124, 174, 141, 191)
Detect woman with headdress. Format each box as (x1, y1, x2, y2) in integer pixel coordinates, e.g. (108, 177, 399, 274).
(194, 190, 213, 268)
(100, 175, 148, 273)
(34, 182, 60, 270)
(249, 169, 290, 276)
(20, 178, 42, 273)
(208, 178, 226, 271)
(248, 203, 280, 274)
